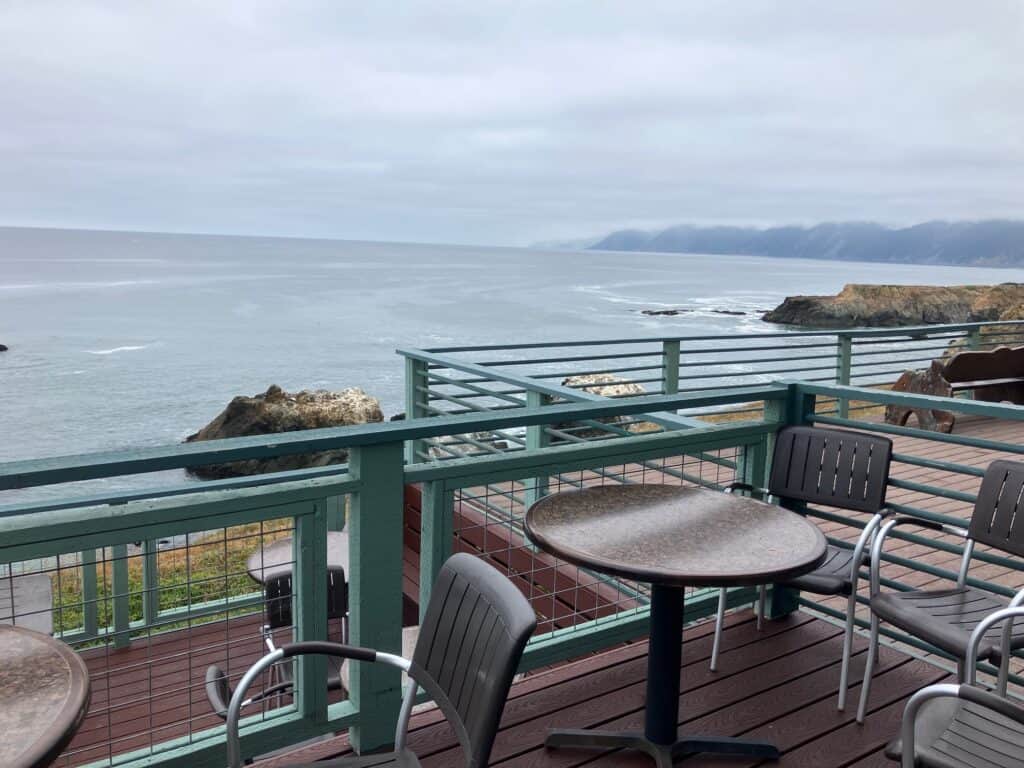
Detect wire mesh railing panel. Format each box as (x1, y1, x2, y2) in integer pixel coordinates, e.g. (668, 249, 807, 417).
(447, 445, 744, 647)
(0, 511, 361, 768)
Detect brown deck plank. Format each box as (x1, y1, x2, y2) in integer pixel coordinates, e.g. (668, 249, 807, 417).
(250, 610, 947, 768)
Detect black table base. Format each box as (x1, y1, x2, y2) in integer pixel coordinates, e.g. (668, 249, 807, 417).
(544, 584, 781, 766)
(546, 730, 779, 768)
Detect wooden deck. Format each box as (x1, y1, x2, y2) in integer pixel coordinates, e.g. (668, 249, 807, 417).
(259, 609, 950, 767)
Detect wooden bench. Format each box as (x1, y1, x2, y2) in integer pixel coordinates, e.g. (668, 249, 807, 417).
(942, 345, 1024, 402)
(886, 346, 1024, 432)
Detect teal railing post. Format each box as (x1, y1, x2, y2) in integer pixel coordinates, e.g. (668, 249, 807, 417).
(141, 540, 159, 627)
(348, 442, 405, 753)
(404, 356, 429, 465)
(966, 326, 982, 350)
(418, 480, 452, 622)
(836, 333, 852, 418)
(80, 548, 98, 638)
(662, 339, 680, 396)
(522, 391, 551, 512)
(111, 544, 131, 648)
(293, 500, 329, 721)
(766, 383, 818, 620)
(325, 495, 345, 531)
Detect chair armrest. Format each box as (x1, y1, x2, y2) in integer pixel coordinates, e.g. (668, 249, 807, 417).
(868, 516, 968, 596)
(964, 606, 1024, 686)
(724, 482, 768, 501)
(205, 665, 300, 720)
(1010, 585, 1024, 609)
(278, 641, 379, 663)
(227, 642, 414, 768)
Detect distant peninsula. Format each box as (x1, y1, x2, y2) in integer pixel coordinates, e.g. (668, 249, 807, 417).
(763, 283, 1024, 328)
(585, 220, 1024, 268)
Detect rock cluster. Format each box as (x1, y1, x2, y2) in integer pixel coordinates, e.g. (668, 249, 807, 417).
(558, 374, 659, 437)
(186, 384, 383, 479)
(763, 283, 1024, 328)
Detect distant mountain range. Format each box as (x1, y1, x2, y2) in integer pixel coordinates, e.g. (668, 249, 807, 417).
(582, 220, 1024, 267)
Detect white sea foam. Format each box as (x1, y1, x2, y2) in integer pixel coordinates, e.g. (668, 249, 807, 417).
(86, 345, 150, 355)
(0, 279, 160, 293)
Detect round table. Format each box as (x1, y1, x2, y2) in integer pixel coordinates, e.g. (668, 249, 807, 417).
(246, 530, 350, 583)
(525, 485, 826, 767)
(0, 625, 91, 768)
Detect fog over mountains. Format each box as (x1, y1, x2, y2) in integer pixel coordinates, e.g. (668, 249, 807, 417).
(586, 221, 1024, 267)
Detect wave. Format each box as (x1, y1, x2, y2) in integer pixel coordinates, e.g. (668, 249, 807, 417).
(86, 345, 150, 355)
(0, 279, 160, 294)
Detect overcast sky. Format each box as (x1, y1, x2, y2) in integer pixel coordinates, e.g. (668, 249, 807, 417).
(1, 2, 1022, 246)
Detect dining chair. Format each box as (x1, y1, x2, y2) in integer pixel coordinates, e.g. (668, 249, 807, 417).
(886, 606, 1024, 767)
(205, 566, 348, 718)
(709, 425, 893, 712)
(225, 553, 537, 768)
(856, 459, 1024, 724)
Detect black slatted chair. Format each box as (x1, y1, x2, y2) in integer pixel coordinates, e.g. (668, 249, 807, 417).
(205, 566, 348, 718)
(856, 459, 1024, 724)
(225, 553, 537, 768)
(886, 606, 1024, 767)
(709, 425, 893, 712)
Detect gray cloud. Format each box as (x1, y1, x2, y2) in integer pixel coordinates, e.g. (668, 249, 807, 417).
(1, 1, 1022, 245)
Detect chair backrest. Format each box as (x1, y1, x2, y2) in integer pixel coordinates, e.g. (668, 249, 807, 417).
(768, 425, 892, 513)
(969, 459, 1024, 557)
(265, 567, 347, 629)
(410, 553, 536, 768)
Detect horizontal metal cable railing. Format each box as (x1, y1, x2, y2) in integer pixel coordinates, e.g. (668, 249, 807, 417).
(400, 319, 1024, 429)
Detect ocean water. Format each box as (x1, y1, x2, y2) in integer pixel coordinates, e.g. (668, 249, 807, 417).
(2, 226, 1021, 501)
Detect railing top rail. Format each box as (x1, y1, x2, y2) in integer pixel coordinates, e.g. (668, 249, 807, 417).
(415, 319, 1024, 353)
(0, 384, 787, 491)
(798, 382, 1024, 420)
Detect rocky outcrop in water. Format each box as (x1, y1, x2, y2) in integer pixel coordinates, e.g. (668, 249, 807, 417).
(0, 344, 7, 352)
(763, 283, 1024, 328)
(558, 374, 658, 437)
(186, 384, 383, 479)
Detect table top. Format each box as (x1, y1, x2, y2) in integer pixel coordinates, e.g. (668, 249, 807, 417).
(0, 625, 90, 768)
(246, 530, 349, 583)
(525, 485, 827, 587)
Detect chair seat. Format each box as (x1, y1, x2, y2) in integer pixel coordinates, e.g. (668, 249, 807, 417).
(783, 544, 864, 595)
(286, 749, 420, 767)
(871, 587, 1024, 663)
(884, 695, 1024, 768)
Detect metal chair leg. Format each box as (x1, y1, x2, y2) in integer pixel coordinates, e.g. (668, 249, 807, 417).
(837, 591, 857, 711)
(998, 651, 1011, 695)
(756, 584, 767, 631)
(710, 588, 727, 672)
(856, 614, 880, 724)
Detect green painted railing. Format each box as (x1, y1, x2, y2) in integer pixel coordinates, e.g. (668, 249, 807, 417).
(399, 319, 1024, 431)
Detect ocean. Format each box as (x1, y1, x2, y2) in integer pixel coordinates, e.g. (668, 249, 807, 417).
(2, 226, 1021, 502)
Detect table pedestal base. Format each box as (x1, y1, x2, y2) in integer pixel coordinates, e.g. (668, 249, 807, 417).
(546, 729, 780, 767)
(542, 585, 780, 766)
